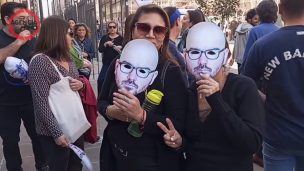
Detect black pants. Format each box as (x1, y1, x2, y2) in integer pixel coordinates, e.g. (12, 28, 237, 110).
(100, 134, 157, 171)
(0, 104, 46, 171)
(39, 135, 84, 171)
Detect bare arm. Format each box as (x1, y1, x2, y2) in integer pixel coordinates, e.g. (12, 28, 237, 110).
(0, 30, 30, 64)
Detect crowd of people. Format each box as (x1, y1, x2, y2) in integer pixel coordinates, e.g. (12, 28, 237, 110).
(0, 0, 303, 171)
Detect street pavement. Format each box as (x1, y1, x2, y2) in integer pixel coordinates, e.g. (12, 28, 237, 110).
(0, 50, 264, 171)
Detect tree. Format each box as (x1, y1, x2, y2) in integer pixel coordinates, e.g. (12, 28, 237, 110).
(196, 0, 240, 22)
(213, 0, 240, 22)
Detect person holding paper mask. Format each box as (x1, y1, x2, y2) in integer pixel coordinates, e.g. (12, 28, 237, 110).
(157, 22, 264, 171)
(115, 39, 159, 96)
(98, 4, 188, 171)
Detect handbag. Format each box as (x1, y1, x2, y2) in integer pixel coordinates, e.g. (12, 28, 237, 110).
(33, 54, 91, 143)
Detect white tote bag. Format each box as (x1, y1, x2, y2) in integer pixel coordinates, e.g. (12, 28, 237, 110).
(33, 54, 91, 143)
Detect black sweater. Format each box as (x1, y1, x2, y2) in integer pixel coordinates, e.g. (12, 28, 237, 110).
(185, 73, 264, 171)
(98, 59, 188, 171)
(98, 35, 123, 65)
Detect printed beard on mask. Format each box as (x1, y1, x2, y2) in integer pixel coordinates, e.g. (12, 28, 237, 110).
(185, 22, 228, 79)
(115, 39, 159, 95)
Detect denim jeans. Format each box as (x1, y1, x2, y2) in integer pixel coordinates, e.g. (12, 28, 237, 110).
(0, 104, 46, 171)
(263, 142, 304, 171)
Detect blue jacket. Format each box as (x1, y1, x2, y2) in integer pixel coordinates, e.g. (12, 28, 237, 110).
(241, 23, 279, 72)
(75, 38, 95, 61)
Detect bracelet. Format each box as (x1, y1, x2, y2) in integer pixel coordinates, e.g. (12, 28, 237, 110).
(105, 106, 113, 120)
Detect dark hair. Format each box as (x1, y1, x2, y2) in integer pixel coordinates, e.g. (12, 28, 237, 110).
(35, 16, 71, 61)
(74, 23, 91, 38)
(195, 9, 206, 22)
(163, 7, 178, 29)
(245, 9, 258, 22)
(123, 14, 135, 46)
(256, 0, 278, 23)
(107, 20, 119, 34)
(187, 10, 205, 27)
(1, 2, 27, 26)
(280, 0, 304, 18)
(68, 18, 76, 23)
(129, 4, 175, 64)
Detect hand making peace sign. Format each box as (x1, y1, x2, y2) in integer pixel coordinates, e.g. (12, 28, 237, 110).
(157, 118, 182, 149)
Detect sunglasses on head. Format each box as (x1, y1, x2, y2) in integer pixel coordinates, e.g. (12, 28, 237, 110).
(108, 25, 116, 29)
(135, 23, 167, 38)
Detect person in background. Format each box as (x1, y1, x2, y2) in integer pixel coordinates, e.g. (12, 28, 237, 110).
(164, 7, 188, 87)
(177, 10, 205, 53)
(241, 0, 279, 72)
(69, 38, 92, 79)
(0, 2, 46, 171)
(233, 9, 259, 73)
(29, 16, 85, 171)
(96, 20, 102, 40)
(229, 17, 239, 41)
(68, 18, 76, 35)
(122, 14, 135, 46)
(242, 0, 304, 170)
(97, 21, 123, 94)
(240, 1, 278, 163)
(74, 23, 95, 61)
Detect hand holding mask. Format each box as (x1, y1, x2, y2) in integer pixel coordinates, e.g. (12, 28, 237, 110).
(184, 22, 229, 80)
(115, 39, 159, 95)
(113, 39, 159, 123)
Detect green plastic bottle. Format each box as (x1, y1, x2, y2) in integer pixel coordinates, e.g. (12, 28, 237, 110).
(127, 89, 164, 137)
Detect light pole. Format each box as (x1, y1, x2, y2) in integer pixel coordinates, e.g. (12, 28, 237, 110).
(74, 0, 78, 21)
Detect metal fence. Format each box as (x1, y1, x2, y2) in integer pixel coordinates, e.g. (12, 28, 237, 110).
(64, 0, 101, 79)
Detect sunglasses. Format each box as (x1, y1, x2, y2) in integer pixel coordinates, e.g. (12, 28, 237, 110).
(135, 23, 167, 38)
(108, 26, 116, 29)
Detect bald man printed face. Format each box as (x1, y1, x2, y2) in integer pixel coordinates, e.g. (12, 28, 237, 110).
(184, 22, 229, 79)
(115, 39, 159, 95)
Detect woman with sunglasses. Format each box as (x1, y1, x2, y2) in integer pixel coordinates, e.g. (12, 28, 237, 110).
(98, 4, 188, 171)
(97, 21, 123, 93)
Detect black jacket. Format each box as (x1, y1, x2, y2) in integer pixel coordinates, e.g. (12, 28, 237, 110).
(184, 73, 264, 171)
(98, 59, 188, 171)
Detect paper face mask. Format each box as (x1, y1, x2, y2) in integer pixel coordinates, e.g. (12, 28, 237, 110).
(185, 22, 228, 79)
(115, 39, 159, 95)
(4, 56, 29, 86)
